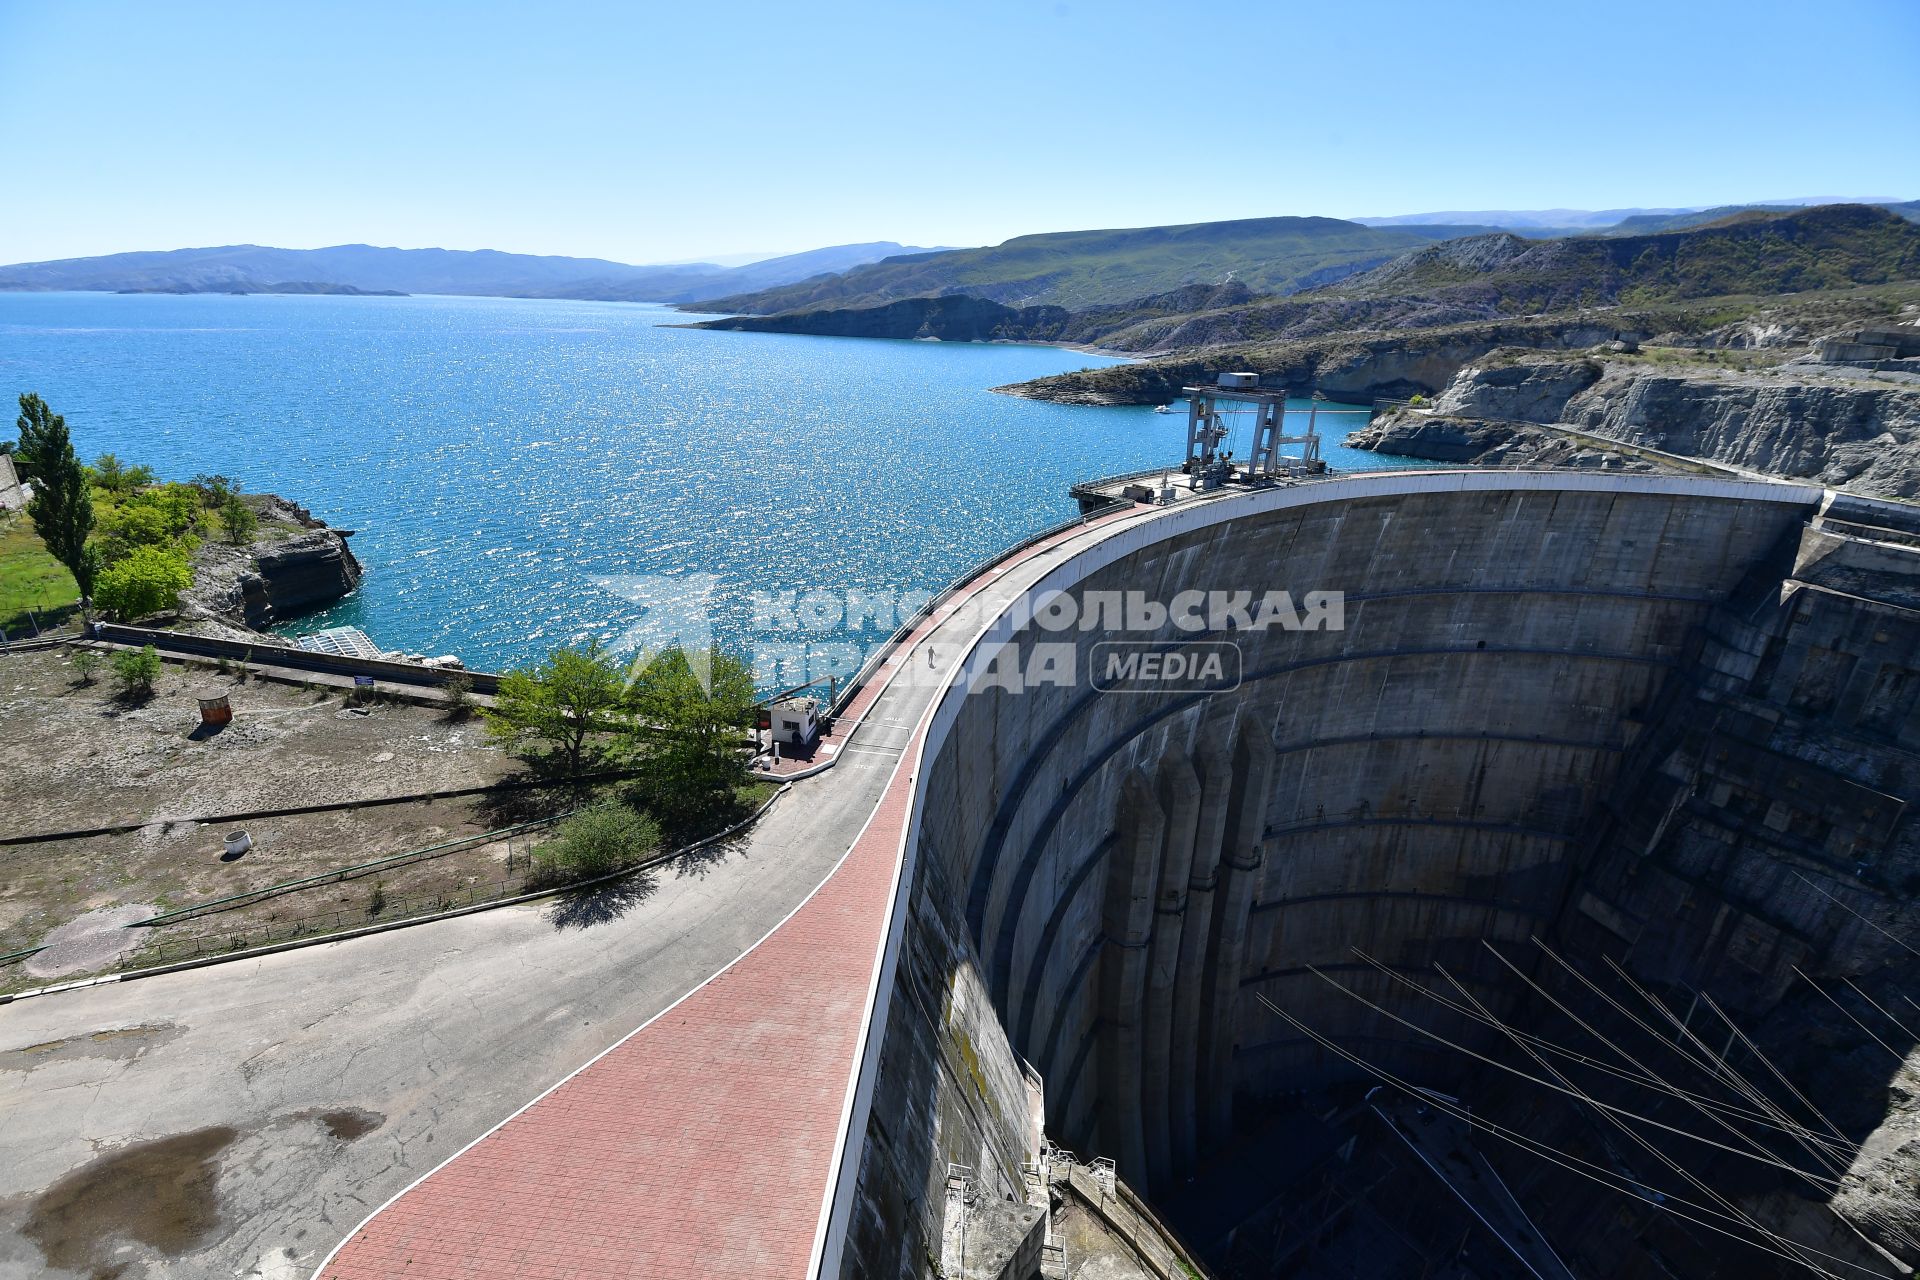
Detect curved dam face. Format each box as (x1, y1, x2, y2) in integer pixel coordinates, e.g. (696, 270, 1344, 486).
(836, 471, 1920, 1278)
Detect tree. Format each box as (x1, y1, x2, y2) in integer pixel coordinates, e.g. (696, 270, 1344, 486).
(624, 645, 756, 825)
(93, 544, 192, 620)
(91, 453, 154, 494)
(70, 648, 102, 685)
(13, 392, 54, 482)
(111, 644, 162, 698)
(531, 801, 660, 884)
(190, 473, 235, 506)
(483, 640, 627, 774)
(97, 484, 198, 559)
(220, 490, 257, 544)
(93, 453, 128, 493)
(18, 394, 96, 600)
(98, 499, 176, 553)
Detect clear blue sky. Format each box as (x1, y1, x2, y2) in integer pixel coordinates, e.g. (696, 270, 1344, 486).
(1, 0, 1914, 265)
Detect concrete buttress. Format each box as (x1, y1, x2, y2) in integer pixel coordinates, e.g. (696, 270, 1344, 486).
(1202, 713, 1274, 1150)
(1099, 768, 1163, 1184)
(1141, 748, 1200, 1192)
(1170, 730, 1234, 1173)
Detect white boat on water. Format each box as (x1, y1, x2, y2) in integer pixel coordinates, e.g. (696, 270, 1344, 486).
(1154, 403, 1175, 414)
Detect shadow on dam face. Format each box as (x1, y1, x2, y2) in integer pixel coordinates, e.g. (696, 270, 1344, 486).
(842, 475, 1920, 1280)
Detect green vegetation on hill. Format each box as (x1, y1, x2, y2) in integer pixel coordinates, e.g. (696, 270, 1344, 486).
(695, 206, 1920, 361)
(692, 282, 1269, 348)
(0, 510, 77, 634)
(689, 217, 1502, 314)
(1330, 205, 1920, 310)
(3, 395, 272, 628)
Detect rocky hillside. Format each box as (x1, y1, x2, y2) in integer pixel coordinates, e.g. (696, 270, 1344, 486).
(999, 312, 1710, 406)
(691, 282, 1278, 348)
(686, 216, 1497, 314)
(1329, 203, 1920, 310)
(693, 294, 1073, 343)
(1348, 346, 1920, 498)
(179, 495, 362, 638)
(1082, 205, 1920, 355)
(702, 207, 1920, 371)
(1003, 283, 1920, 406)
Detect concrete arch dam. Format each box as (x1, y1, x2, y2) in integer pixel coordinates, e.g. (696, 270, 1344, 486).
(308, 466, 1916, 1280)
(839, 469, 1920, 1278)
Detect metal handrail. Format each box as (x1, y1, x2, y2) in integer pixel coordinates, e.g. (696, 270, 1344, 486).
(827, 503, 1119, 719)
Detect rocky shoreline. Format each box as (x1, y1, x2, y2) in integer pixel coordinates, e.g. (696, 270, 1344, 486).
(177, 494, 362, 640)
(1346, 349, 1920, 498)
(993, 317, 1636, 407)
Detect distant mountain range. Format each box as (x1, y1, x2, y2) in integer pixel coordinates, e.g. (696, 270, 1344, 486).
(683, 217, 1515, 314)
(1334, 203, 1920, 306)
(685, 202, 1920, 318)
(1357, 197, 1916, 234)
(7, 196, 1914, 316)
(695, 205, 1920, 356)
(0, 241, 946, 304)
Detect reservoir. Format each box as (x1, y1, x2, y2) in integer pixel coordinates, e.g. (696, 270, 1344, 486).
(0, 292, 1428, 673)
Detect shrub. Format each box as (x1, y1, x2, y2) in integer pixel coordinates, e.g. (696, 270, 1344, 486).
(97, 501, 174, 553)
(93, 544, 193, 620)
(367, 880, 388, 917)
(70, 648, 102, 685)
(111, 644, 162, 697)
(98, 484, 197, 555)
(532, 802, 660, 885)
(440, 671, 475, 719)
(220, 491, 257, 545)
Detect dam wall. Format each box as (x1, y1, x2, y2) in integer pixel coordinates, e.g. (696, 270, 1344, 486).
(1509, 492, 1920, 1270)
(836, 470, 1861, 1278)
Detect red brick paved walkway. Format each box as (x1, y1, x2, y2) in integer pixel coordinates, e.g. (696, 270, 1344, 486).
(318, 505, 1136, 1280)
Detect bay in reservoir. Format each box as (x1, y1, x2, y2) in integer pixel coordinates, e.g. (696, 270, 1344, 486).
(0, 292, 1429, 675)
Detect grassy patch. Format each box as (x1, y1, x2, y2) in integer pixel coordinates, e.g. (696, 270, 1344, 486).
(736, 779, 780, 810)
(1606, 345, 1795, 373)
(0, 510, 79, 634)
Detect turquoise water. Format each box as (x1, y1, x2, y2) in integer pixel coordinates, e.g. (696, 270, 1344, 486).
(0, 292, 1429, 674)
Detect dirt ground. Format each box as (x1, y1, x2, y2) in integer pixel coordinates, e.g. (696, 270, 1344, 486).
(0, 645, 559, 978)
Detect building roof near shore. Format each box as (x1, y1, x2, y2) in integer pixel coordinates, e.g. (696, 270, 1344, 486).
(0, 454, 24, 511)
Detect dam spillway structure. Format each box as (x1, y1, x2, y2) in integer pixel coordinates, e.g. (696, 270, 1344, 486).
(835, 467, 1920, 1280)
(1181, 372, 1326, 492)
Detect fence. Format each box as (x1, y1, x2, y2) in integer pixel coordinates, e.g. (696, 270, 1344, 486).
(92, 622, 503, 694)
(131, 810, 575, 927)
(826, 495, 1136, 723)
(0, 607, 65, 644)
(128, 875, 543, 967)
